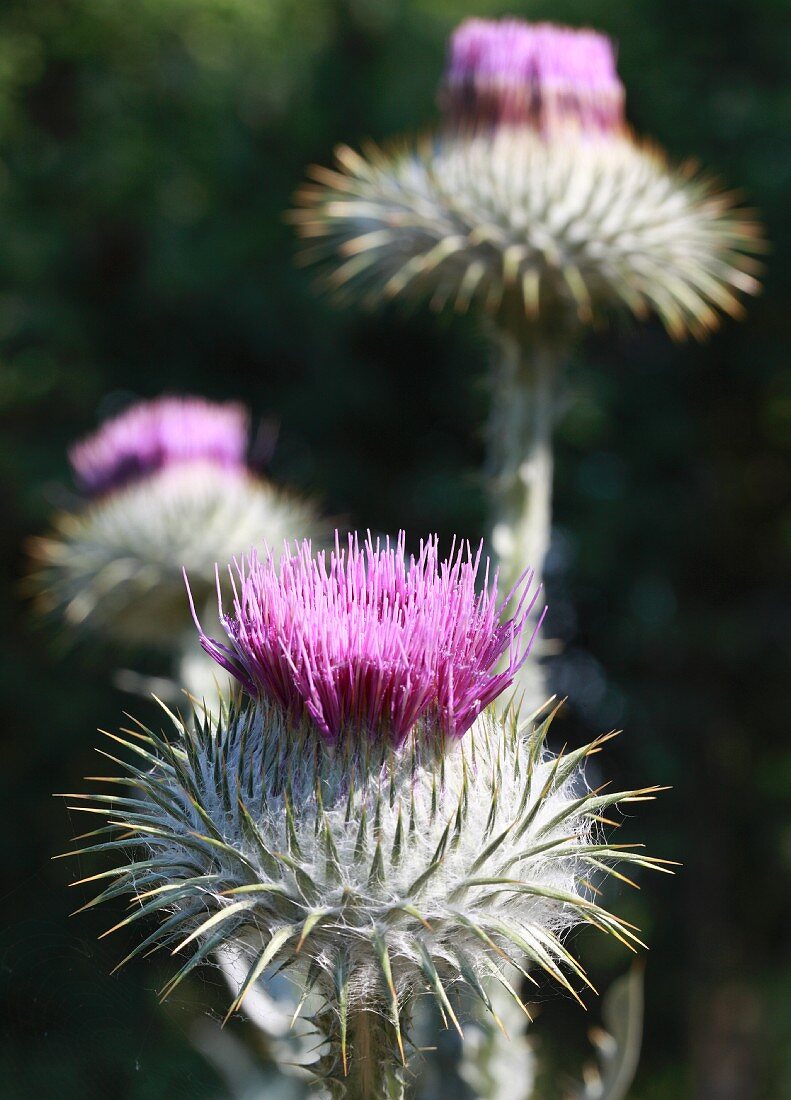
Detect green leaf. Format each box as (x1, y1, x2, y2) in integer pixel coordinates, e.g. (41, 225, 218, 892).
(99, 885, 204, 939)
(482, 957, 532, 1020)
(368, 841, 386, 889)
(110, 906, 205, 974)
(405, 858, 444, 898)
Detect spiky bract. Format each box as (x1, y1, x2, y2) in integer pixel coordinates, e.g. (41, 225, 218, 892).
(197, 533, 542, 745)
(64, 699, 668, 1082)
(29, 463, 319, 647)
(293, 131, 761, 339)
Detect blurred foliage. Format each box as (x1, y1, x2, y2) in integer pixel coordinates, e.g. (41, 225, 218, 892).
(0, 0, 789, 1097)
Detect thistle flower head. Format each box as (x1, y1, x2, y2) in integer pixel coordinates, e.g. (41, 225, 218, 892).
(442, 19, 625, 134)
(66, 536, 671, 1083)
(69, 395, 249, 496)
(293, 21, 762, 339)
(197, 533, 542, 744)
(29, 395, 320, 647)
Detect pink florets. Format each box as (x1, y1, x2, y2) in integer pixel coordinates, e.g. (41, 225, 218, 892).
(69, 395, 249, 496)
(196, 533, 544, 745)
(442, 18, 625, 134)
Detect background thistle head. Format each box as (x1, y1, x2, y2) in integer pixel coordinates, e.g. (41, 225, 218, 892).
(68, 395, 250, 496)
(292, 17, 762, 340)
(28, 393, 321, 648)
(441, 18, 625, 135)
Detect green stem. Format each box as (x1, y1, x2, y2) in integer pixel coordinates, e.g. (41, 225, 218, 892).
(319, 1007, 407, 1100)
(486, 330, 565, 598)
(471, 331, 569, 1099)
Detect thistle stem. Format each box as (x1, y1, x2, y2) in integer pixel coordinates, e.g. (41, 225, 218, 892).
(486, 330, 565, 598)
(473, 330, 567, 1098)
(321, 1007, 407, 1100)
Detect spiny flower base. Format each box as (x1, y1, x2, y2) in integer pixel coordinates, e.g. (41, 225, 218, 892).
(293, 130, 761, 340)
(314, 1006, 408, 1099)
(63, 701, 669, 1097)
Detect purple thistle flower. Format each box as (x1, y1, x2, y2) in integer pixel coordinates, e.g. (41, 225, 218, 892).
(194, 532, 544, 745)
(442, 18, 625, 134)
(69, 395, 250, 496)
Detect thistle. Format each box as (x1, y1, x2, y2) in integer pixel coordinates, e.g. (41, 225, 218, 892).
(28, 394, 320, 652)
(291, 18, 762, 597)
(63, 534, 669, 1099)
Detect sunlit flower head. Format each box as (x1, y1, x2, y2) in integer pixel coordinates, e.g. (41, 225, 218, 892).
(196, 532, 543, 744)
(66, 532, 670, 1087)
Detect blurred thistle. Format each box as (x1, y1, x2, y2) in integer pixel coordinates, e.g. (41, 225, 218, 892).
(63, 534, 670, 1099)
(441, 20, 625, 135)
(291, 17, 763, 597)
(68, 396, 251, 496)
(28, 395, 320, 653)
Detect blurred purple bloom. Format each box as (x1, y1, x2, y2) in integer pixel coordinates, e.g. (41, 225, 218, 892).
(195, 532, 544, 745)
(69, 395, 249, 496)
(442, 18, 624, 134)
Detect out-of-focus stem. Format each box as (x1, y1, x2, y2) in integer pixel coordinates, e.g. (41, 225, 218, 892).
(486, 329, 565, 599)
(473, 329, 566, 1100)
(458, 985, 536, 1100)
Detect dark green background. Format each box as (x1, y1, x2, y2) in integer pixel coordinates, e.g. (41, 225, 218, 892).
(1, 1, 788, 1096)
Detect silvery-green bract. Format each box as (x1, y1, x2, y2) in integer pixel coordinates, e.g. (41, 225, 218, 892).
(65, 698, 668, 1093)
